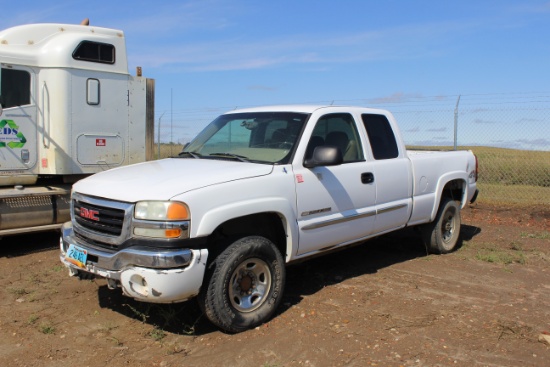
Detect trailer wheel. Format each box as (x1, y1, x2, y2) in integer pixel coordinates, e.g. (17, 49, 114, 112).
(422, 197, 461, 254)
(198, 236, 285, 333)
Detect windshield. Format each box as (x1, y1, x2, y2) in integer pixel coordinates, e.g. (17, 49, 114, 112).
(183, 112, 309, 164)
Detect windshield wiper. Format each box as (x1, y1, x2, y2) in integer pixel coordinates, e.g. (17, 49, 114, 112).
(178, 151, 202, 159)
(209, 152, 249, 162)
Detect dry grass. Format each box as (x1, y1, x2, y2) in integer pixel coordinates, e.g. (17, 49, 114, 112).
(466, 146, 549, 206)
(157, 143, 549, 206)
(155, 143, 184, 159)
(409, 145, 549, 206)
(476, 183, 550, 206)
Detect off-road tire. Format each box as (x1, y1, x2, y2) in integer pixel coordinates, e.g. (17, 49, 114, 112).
(422, 197, 462, 254)
(198, 236, 285, 333)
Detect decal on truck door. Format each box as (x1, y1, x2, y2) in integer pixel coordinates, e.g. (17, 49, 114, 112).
(0, 119, 26, 148)
(0, 66, 37, 171)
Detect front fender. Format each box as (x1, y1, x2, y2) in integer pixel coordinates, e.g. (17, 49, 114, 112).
(194, 197, 298, 262)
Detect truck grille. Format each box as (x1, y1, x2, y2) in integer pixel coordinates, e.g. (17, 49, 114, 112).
(74, 198, 126, 236)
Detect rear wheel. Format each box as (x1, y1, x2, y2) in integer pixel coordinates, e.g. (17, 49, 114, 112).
(199, 236, 285, 333)
(422, 197, 461, 254)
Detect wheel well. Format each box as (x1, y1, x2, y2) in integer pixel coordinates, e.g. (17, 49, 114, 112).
(206, 212, 287, 259)
(441, 179, 465, 203)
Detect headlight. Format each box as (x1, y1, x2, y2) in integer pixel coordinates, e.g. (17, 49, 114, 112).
(135, 201, 189, 221)
(133, 201, 190, 239)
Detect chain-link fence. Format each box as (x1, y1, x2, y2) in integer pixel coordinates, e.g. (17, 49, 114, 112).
(158, 93, 550, 206)
(369, 93, 550, 206)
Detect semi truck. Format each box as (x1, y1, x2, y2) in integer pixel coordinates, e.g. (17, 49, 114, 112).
(0, 21, 154, 236)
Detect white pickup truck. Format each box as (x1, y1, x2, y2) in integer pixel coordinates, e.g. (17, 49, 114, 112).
(60, 105, 478, 332)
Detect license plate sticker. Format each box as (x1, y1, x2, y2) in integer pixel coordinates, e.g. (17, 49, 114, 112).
(66, 244, 88, 268)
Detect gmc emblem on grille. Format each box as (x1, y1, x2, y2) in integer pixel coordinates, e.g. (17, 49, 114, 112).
(80, 207, 99, 221)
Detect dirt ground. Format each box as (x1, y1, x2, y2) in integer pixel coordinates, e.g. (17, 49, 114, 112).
(1, 203, 548, 367)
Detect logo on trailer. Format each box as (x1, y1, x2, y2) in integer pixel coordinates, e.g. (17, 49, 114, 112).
(80, 207, 99, 221)
(96, 138, 106, 146)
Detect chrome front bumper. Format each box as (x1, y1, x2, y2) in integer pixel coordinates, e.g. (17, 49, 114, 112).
(59, 222, 208, 303)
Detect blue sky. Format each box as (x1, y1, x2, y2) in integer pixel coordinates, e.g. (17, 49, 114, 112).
(4, 0, 550, 148)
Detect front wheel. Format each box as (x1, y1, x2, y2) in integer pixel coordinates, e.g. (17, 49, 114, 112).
(199, 236, 285, 333)
(422, 197, 462, 254)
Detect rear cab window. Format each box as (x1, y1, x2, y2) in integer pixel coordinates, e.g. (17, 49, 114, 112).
(361, 114, 399, 160)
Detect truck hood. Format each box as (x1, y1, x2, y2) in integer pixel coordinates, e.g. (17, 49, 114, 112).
(73, 158, 274, 202)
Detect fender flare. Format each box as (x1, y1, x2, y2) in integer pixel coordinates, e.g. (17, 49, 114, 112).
(430, 172, 468, 221)
(194, 197, 298, 262)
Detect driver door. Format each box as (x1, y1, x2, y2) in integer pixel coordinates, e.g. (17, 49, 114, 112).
(293, 113, 377, 256)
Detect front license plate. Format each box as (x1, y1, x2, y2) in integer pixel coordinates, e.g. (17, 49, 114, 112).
(66, 244, 88, 268)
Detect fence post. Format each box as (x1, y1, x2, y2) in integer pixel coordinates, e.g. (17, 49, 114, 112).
(454, 95, 461, 150)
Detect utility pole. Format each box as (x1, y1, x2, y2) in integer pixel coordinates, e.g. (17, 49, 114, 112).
(170, 88, 173, 156)
(157, 111, 166, 159)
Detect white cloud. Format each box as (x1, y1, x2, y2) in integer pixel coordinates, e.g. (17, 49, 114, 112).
(368, 92, 425, 104)
(129, 18, 482, 72)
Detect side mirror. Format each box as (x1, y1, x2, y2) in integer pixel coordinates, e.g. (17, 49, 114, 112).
(303, 146, 343, 168)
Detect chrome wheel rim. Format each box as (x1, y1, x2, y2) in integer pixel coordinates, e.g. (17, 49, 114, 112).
(228, 258, 272, 312)
(441, 207, 457, 245)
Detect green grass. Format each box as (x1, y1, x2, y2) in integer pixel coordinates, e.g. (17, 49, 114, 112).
(124, 303, 150, 323)
(28, 315, 39, 325)
(148, 327, 167, 342)
(39, 322, 56, 335)
(474, 243, 527, 265)
(8, 287, 30, 296)
(521, 231, 550, 240)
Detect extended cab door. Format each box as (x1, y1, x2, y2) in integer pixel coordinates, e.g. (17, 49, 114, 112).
(361, 113, 412, 234)
(293, 112, 377, 256)
(0, 66, 37, 172)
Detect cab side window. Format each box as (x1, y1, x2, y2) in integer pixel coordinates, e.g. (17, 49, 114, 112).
(306, 113, 364, 163)
(0, 68, 31, 108)
(361, 114, 399, 160)
(73, 41, 115, 64)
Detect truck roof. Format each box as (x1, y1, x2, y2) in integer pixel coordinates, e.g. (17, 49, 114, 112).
(226, 105, 390, 115)
(0, 23, 129, 74)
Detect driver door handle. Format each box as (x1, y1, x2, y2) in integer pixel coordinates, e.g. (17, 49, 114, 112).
(361, 172, 374, 184)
